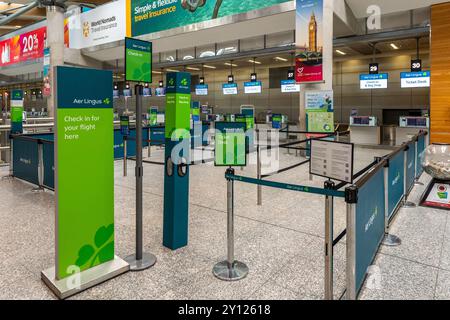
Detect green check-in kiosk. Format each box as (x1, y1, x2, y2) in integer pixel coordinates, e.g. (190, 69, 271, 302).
(163, 72, 191, 250)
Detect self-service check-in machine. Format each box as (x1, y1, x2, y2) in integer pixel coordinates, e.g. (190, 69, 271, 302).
(397, 116, 430, 146)
(349, 116, 381, 145)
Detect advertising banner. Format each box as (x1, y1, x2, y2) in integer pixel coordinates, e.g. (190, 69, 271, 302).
(67, 0, 126, 49)
(10, 89, 24, 134)
(400, 71, 430, 88)
(125, 37, 152, 83)
(354, 168, 385, 294)
(423, 182, 450, 209)
(55, 66, 114, 279)
(305, 90, 334, 133)
(43, 48, 51, 97)
(222, 83, 238, 95)
(214, 122, 247, 167)
(360, 74, 389, 90)
(129, 0, 291, 37)
(0, 26, 46, 67)
(244, 81, 262, 94)
(295, 0, 323, 83)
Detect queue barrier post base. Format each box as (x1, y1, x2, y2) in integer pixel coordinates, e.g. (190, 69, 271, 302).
(213, 261, 249, 282)
(382, 233, 402, 247)
(414, 180, 424, 186)
(403, 201, 417, 208)
(124, 252, 157, 272)
(31, 186, 45, 193)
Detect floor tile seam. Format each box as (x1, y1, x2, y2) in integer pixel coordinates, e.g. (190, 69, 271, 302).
(378, 252, 442, 271)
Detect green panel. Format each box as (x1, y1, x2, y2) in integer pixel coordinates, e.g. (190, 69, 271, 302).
(165, 93, 191, 139)
(215, 122, 246, 167)
(125, 37, 152, 83)
(11, 106, 23, 122)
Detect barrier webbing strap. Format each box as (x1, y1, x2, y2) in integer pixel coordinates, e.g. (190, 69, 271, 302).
(261, 159, 310, 179)
(333, 229, 347, 247)
(226, 174, 346, 198)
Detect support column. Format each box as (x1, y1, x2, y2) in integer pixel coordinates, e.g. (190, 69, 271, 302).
(298, 0, 334, 132)
(46, 5, 65, 118)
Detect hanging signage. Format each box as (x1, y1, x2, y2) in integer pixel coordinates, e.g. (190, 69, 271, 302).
(411, 59, 422, 72)
(125, 37, 152, 83)
(54, 66, 115, 279)
(155, 87, 166, 96)
(143, 87, 152, 96)
(295, 0, 324, 83)
(10, 89, 24, 134)
(223, 83, 238, 95)
(281, 80, 300, 93)
(369, 63, 379, 74)
(310, 140, 354, 183)
(287, 69, 295, 80)
(250, 73, 257, 82)
(0, 26, 46, 67)
(244, 81, 262, 94)
(195, 84, 208, 96)
(67, 0, 126, 49)
(228, 75, 234, 84)
(400, 71, 430, 88)
(214, 122, 247, 167)
(360, 74, 388, 90)
(130, 0, 291, 37)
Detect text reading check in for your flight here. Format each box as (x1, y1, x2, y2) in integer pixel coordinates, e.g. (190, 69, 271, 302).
(63, 115, 100, 140)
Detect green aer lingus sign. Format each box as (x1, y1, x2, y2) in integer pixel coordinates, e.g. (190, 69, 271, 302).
(125, 37, 152, 83)
(55, 66, 115, 279)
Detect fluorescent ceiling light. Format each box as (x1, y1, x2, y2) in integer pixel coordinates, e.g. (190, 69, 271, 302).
(224, 62, 238, 67)
(335, 50, 346, 55)
(152, 71, 162, 74)
(186, 67, 200, 71)
(166, 68, 179, 72)
(390, 43, 399, 50)
(15, 26, 22, 28)
(199, 51, 215, 58)
(203, 65, 216, 69)
(248, 60, 261, 65)
(274, 56, 288, 62)
(183, 55, 194, 60)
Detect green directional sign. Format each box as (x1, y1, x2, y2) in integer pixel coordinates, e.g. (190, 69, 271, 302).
(125, 37, 152, 83)
(215, 122, 247, 167)
(55, 66, 114, 279)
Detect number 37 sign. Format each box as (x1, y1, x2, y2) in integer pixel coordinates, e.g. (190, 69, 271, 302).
(0, 26, 46, 67)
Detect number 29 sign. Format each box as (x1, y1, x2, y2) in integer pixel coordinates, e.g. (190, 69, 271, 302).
(0, 26, 46, 67)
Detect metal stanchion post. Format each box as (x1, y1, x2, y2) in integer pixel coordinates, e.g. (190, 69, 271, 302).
(257, 130, 262, 206)
(414, 139, 424, 186)
(382, 160, 401, 246)
(403, 145, 416, 208)
(324, 180, 335, 300)
(125, 84, 157, 271)
(123, 136, 128, 177)
(2, 137, 14, 180)
(345, 186, 358, 300)
(213, 167, 249, 281)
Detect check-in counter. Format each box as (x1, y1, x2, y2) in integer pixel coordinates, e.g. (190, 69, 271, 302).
(396, 116, 429, 146)
(349, 116, 381, 145)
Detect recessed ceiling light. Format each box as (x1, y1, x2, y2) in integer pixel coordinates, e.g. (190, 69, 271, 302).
(390, 43, 399, 50)
(248, 59, 261, 65)
(274, 57, 288, 62)
(203, 65, 216, 69)
(224, 62, 238, 67)
(335, 49, 346, 55)
(186, 67, 200, 71)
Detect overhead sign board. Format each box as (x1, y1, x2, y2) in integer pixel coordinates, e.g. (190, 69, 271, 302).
(400, 71, 430, 88)
(67, 0, 126, 49)
(223, 83, 238, 95)
(281, 80, 300, 93)
(195, 84, 208, 96)
(360, 73, 388, 90)
(244, 81, 262, 94)
(310, 139, 354, 183)
(125, 37, 152, 83)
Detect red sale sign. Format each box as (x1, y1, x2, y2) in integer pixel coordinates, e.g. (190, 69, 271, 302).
(0, 27, 46, 67)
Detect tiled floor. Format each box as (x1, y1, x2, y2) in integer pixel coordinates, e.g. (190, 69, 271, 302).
(0, 146, 448, 300)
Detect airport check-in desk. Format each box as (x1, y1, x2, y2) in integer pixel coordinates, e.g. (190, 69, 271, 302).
(349, 116, 381, 145)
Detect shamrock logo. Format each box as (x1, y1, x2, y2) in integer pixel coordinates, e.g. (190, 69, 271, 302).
(103, 98, 110, 105)
(75, 224, 114, 269)
(181, 78, 188, 86)
(168, 78, 175, 86)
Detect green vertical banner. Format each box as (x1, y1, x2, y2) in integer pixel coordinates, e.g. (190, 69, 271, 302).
(10, 89, 24, 134)
(149, 107, 158, 126)
(125, 37, 152, 83)
(164, 72, 191, 250)
(55, 66, 114, 279)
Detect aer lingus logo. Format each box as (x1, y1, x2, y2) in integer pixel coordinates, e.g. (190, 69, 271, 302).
(168, 78, 175, 86)
(181, 78, 188, 86)
(103, 98, 110, 105)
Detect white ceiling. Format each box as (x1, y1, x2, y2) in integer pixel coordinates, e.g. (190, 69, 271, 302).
(346, 0, 446, 18)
